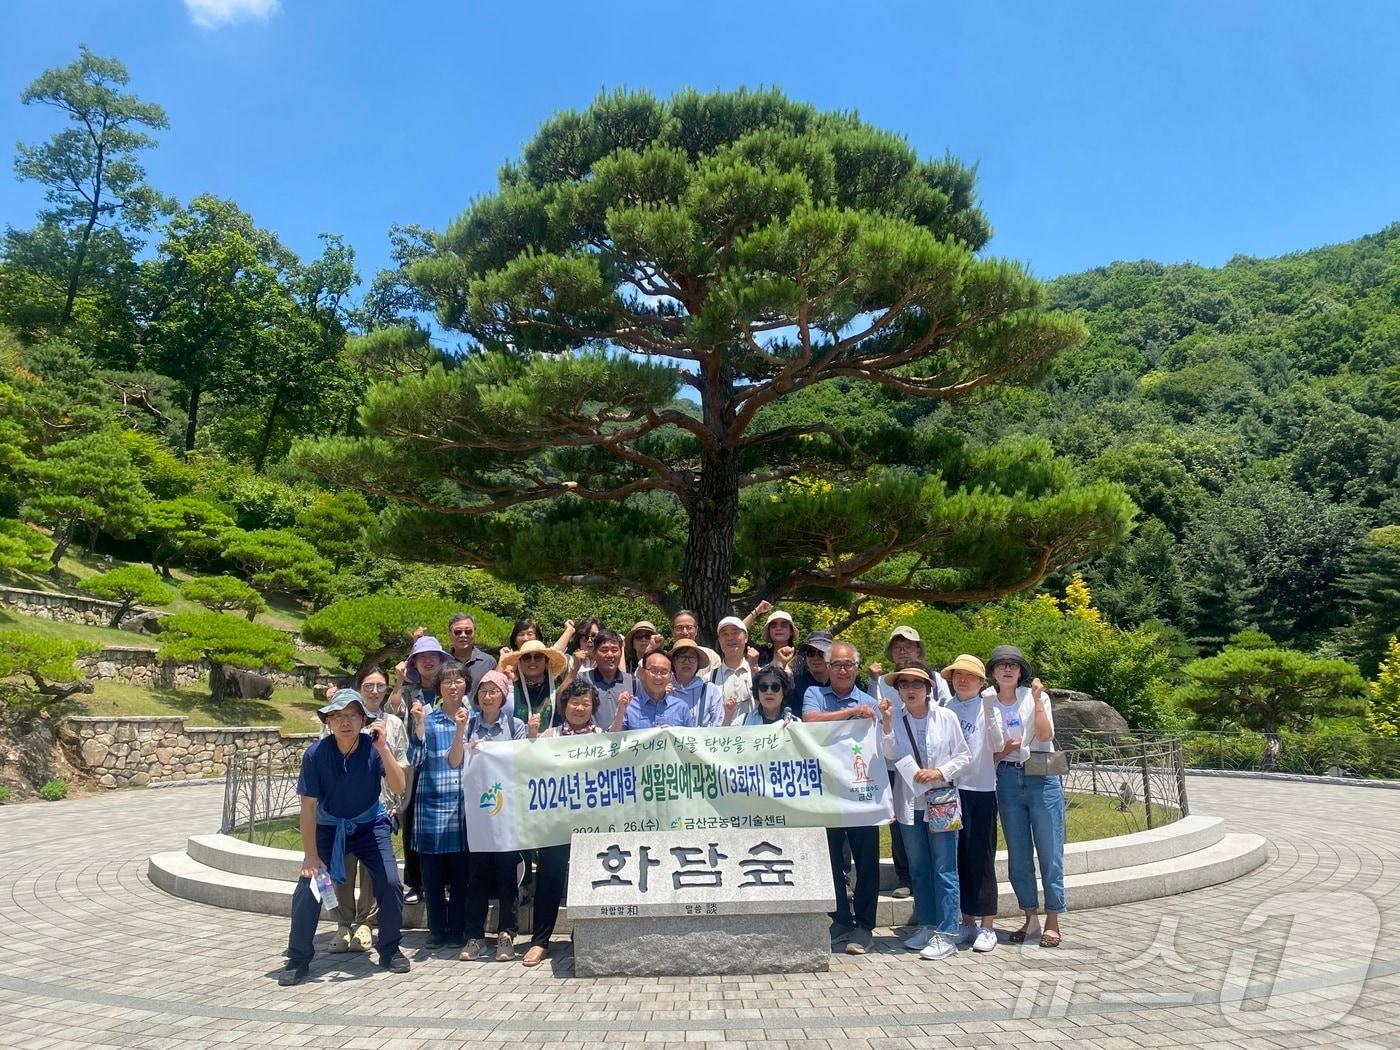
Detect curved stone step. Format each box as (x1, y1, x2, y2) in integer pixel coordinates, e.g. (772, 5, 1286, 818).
(877, 813, 1224, 888)
(189, 815, 1226, 890)
(151, 826, 1267, 932)
(876, 830, 1267, 925)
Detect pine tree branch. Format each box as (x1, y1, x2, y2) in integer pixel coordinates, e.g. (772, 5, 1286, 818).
(783, 544, 1058, 603)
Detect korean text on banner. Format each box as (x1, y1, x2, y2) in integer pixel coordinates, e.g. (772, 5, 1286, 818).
(463, 720, 892, 851)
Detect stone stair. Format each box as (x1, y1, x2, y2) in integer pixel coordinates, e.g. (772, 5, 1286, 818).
(148, 814, 1266, 932)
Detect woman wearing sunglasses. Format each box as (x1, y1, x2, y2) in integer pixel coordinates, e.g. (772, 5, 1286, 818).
(742, 664, 797, 725)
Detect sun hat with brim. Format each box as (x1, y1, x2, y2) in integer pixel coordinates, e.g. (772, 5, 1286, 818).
(318, 688, 371, 724)
(942, 654, 988, 680)
(500, 638, 567, 678)
(883, 666, 935, 689)
(403, 635, 449, 684)
(669, 637, 713, 670)
(800, 630, 834, 657)
(885, 625, 924, 659)
(762, 610, 794, 644)
(627, 620, 658, 641)
(987, 644, 1033, 685)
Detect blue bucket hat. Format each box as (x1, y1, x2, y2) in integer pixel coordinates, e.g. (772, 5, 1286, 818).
(317, 688, 371, 724)
(404, 635, 449, 684)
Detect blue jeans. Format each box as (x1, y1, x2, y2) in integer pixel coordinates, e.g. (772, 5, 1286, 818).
(996, 764, 1067, 913)
(897, 813, 961, 933)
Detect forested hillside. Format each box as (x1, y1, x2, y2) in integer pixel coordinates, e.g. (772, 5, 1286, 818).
(780, 227, 1400, 672)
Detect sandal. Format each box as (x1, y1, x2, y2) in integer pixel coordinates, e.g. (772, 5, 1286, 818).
(1039, 930, 1062, 948)
(1007, 921, 1040, 944)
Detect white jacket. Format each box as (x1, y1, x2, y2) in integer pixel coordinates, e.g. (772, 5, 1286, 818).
(945, 692, 1006, 792)
(880, 705, 972, 825)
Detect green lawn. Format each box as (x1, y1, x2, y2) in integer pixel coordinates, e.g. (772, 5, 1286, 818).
(878, 791, 1180, 857)
(72, 679, 323, 735)
(0, 607, 149, 650)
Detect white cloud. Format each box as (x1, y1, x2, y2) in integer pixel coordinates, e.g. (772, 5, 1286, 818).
(185, 0, 281, 29)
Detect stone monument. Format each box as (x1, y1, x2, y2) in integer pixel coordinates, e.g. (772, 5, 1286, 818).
(568, 825, 836, 977)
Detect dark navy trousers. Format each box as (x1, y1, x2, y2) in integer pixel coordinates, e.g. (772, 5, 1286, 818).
(286, 817, 402, 966)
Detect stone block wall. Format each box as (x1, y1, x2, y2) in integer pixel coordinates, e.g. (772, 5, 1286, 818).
(0, 584, 151, 630)
(59, 715, 319, 787)
(74, 646, 328, 692)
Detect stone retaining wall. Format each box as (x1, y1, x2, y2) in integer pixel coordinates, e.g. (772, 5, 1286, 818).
(75, 646, 327, 692)
(59, 715, 319, 788)
(0, 584, 153, 630)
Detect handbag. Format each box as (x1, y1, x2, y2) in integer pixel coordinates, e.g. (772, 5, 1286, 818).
(1023, 750, 1070, 777)
(925, 785, 962, 832)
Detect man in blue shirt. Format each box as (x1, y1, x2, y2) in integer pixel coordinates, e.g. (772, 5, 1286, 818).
(280, 689, 410, 986)
(579, 628, 633, 732)
(802, 640, 881, 955)
(620, 647, 694, 730)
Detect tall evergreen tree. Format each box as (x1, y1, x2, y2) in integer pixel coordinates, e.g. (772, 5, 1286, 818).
(1183, 530, 1260, 651)
(297, 88, 1133, 632)
(3, 46, 169, 350)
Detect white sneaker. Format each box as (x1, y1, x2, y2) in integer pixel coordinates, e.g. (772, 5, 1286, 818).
(902, 926, 934, 951)
(957, 923, 978, 945)
(972, 927, 997, 953)
(920, 932, 957, 960)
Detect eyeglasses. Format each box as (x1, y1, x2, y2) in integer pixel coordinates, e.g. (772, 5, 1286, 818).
(520, 653, 546, 662)
(828, 661, 857, 672)
(360, 683, 388, 694)
(756, 682, 784, 693)
(451, 628, 474, 636)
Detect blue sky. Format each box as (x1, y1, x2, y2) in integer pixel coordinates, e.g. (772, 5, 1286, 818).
(1, 0, 1398, 298)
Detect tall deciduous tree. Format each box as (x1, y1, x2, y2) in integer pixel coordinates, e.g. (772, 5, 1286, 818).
(297, 89, 1133, 633)
(4, 46, 169, 345)
(141, 195, 295, 452)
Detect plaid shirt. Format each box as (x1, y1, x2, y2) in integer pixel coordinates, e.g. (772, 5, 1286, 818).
(406, 705, 466, 855)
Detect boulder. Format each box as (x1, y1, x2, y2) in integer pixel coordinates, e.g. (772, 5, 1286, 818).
(223, 667, 274, 700)
(1049, 690, 1131, 743)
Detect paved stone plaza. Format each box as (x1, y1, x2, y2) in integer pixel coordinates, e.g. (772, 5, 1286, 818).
(1, 775, 1397, 1049)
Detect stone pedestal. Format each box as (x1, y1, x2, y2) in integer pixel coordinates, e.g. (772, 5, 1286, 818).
(568, 826, 834, 977)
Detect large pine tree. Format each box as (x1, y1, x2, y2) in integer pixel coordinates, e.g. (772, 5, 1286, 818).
(297, 89, 1134, 632)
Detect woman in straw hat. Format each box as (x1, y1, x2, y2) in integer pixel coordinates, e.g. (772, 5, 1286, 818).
(877, 663, 970, 961)
(943, 653, 1006, 954)
(987, 644, 1065, 948)
(624, 620, 664, 672)
(499, 639, 573, 732)
(753, 609, 798, 671)
(669, 638, 726, 726)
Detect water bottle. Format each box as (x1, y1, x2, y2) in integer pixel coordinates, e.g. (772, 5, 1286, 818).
(313, 866, 338, 913)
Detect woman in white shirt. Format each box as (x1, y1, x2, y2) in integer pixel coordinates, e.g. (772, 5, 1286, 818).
(943, 654, 1005, 953)
(877, 664, 970, 961)
(987, 644, 1065, 948)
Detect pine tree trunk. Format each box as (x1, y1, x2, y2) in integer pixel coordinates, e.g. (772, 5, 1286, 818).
(184, 381, 202, 453)
(49, 519, 76, 567)
(1263, 723, 1282, 771)
(209, 659, 226, 702)
(680, 446, 740, 640)
(110, 598, 133, 629)
(253, 393, 284, 473)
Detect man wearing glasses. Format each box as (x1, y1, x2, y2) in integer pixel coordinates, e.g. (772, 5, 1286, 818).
(619, 648, 693, 730)
(801, 640, 881, 955)
(446, 612, 496, 701)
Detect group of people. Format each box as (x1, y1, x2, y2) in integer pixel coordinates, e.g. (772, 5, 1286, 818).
(278, 604, 1067, 987)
